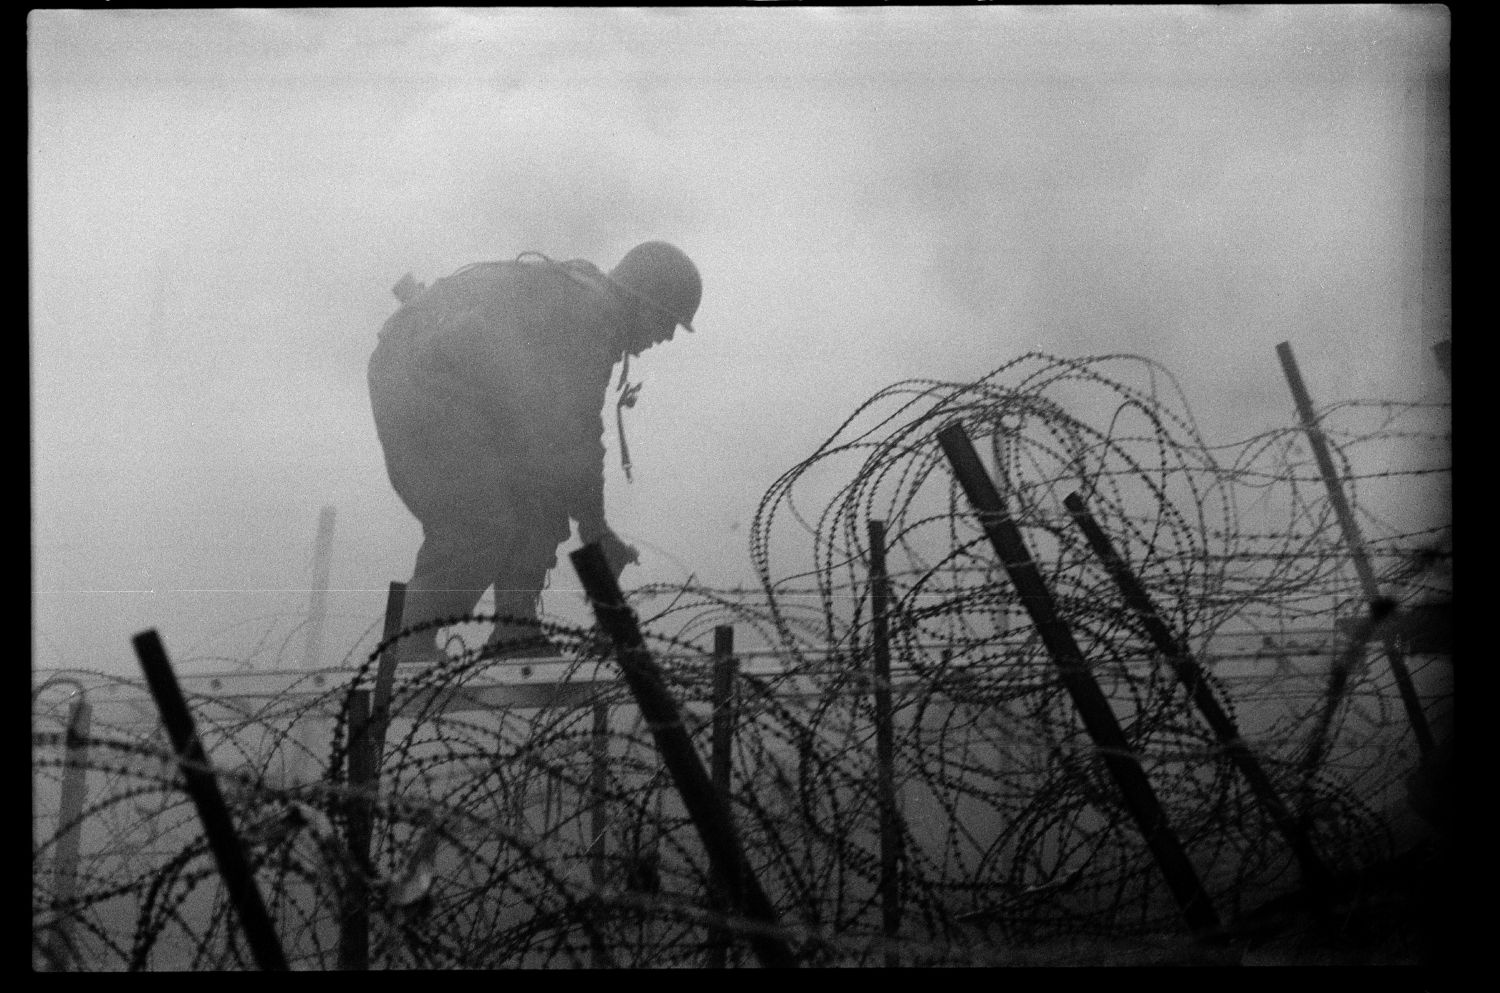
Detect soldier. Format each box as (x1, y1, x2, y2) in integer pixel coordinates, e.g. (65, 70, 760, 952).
(368, 241, 702, 662)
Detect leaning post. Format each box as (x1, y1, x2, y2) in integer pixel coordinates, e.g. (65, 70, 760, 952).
(132, 630, 289, 971)
(1063, 490, 1331, 891)
(570, 545, 797, 968)
(1275, 341, 1433, 756)
(937, 423, 1218, 933)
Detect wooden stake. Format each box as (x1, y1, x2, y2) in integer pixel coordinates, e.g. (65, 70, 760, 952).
(45, 694, 92, 970)
(338, 689, 374, 971)
(710, 627, 738, 807)
(334, 583, 406, 969)
(937, 423, 1219, 933)
(132, 630, 289, 971)
(570, 546, 798, 968)
(370, 582, 407, 764)
(867, 520, 904, 965)
(1063, 491, 1331, 891)
(303, 506, 336, 669)
(1275, 341, 1433, 756)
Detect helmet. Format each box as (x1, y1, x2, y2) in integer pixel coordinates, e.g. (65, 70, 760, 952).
(608, 241, 701, 333)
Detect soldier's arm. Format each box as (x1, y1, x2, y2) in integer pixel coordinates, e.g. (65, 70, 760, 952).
(564, 410, 609, 541)
(557, 381, 638, 576)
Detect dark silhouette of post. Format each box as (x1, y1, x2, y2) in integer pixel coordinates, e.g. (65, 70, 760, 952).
(707, 625, 739, 968)
(335, 582, 409, 969)
(1275, 341, 1433, 756)
(571, 545, 798, 968)
(867, 520, 904, 965)
(338, 690, 375, 970)
(1063, 490, 1330, 891)
(46, 693, 92, 970)
(132, 630, 289, 971)
(937, 424, 1218, 933)
(370, 582, 407, 763)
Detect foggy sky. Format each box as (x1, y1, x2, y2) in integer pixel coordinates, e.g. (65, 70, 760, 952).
(30, 7, 1450, 675)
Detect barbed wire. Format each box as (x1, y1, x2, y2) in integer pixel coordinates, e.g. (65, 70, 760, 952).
(33, 353, 1451, 968)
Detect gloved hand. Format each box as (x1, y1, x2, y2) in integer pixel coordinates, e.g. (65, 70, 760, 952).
(595, 527, 640, 580)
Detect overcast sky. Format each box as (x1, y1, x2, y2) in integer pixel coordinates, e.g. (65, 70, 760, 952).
(30, 7, 1450, 676)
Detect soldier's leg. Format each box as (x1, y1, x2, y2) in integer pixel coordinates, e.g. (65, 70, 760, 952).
(487, 511, 573, 653)
(397, 526, 501, 663)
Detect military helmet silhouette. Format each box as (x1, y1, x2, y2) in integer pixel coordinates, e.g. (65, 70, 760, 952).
(608, 241, 701, 333)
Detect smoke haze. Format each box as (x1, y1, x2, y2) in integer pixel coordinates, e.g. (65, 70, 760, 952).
(30, 7, 1450, 674)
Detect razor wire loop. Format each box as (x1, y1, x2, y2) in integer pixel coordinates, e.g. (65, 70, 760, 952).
(33, 352, 1448, 967)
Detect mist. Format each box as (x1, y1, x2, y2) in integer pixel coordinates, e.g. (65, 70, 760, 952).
(30, 7, 1450, 676)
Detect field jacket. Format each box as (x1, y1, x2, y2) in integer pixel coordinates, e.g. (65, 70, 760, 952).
(368, 257, 629, 535)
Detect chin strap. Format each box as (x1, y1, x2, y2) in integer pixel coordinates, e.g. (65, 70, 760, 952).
(615, 351, 643, 482)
